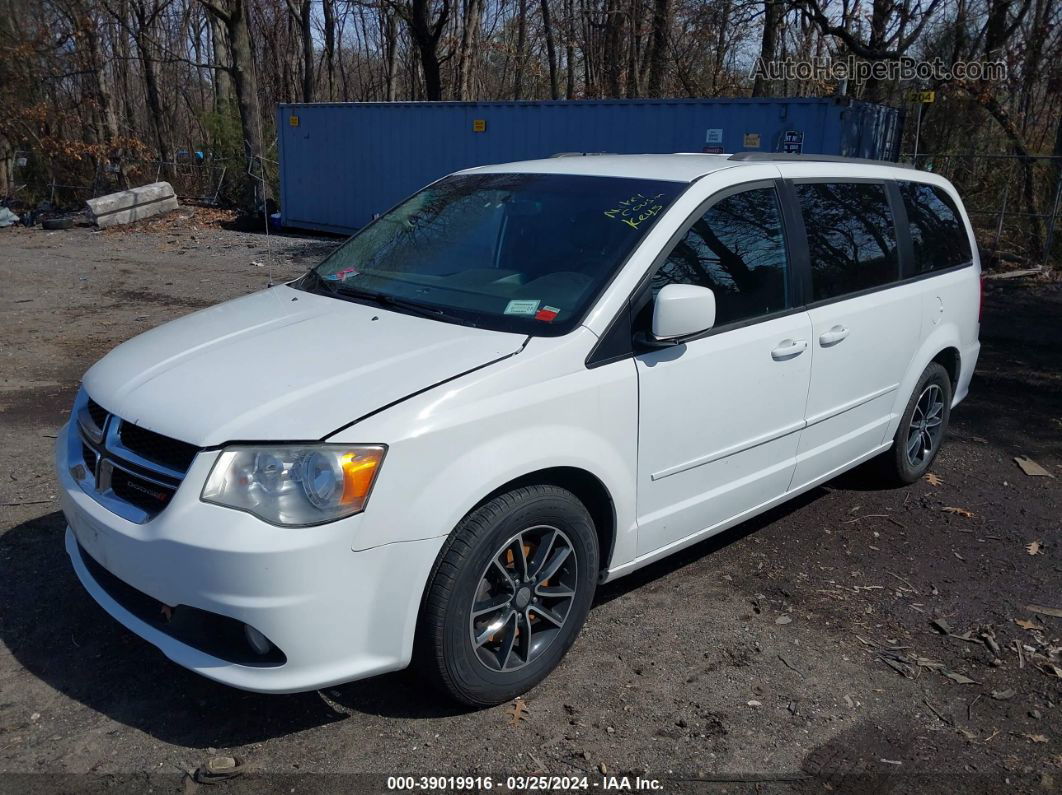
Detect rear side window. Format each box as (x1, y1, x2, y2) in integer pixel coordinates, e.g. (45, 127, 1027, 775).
(899, 181, 972, 272)
(796, 182, 899, 301)
(653, 186, 788, 326)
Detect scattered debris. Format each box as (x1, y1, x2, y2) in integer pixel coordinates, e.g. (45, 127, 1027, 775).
(1026, 540, 1044, 556)
(507, 697, 529, 727)
(990, 689, 1015, 700)
(1026, 604, 1062, 619)
(775, 615, 792, 625)
(1015, 618, 1043, 631)
(1014, 456, 1054, 477)
(942, 670, 978, 685)
(931, 617, 952, 635)
(924, 472, 944, 487)
(942, 506, 975, 518)
(1020, 733, 1048, 744)
(194, 755, 246, 783)
(778, 655, 803, 676)
(923, 698, 953, 725)
(86, 181, 179, 228)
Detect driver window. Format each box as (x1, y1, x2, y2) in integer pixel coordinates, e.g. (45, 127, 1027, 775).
(652, 186, 789, 327)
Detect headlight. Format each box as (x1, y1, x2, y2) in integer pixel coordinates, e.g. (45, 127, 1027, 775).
(201, 444, 386, 526)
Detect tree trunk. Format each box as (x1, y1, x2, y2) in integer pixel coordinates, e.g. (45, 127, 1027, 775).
(645, 0, 669, 96)
(564, 0, 576, 98)
(457, 0, 482, 100)
(514, 0, 527, 99)
(540, 0, 560, 99)
(210, 10, 234, 111)
(322, 0, 337, 100)
(402, 0, 448, 101)
(284, 0, 314, 102)
(603, 0, 623, 97)
(383, 10, 398, 101)
(201, 0, 273, 210)
(751, 0, 780, 97)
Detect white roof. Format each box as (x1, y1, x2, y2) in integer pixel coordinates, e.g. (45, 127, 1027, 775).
(460, 153, 739, 182)
(460, 153, 925, 184)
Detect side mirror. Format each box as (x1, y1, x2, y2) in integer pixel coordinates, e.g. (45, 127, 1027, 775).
(652, 284, 716, 341)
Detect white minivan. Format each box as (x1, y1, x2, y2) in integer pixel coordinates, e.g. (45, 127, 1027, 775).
(56, 153, 980, 704)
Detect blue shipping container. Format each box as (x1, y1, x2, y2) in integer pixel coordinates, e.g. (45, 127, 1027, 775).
(277, 97, 902, 234)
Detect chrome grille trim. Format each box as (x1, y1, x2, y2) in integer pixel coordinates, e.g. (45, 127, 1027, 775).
(69, 389, 198, 524)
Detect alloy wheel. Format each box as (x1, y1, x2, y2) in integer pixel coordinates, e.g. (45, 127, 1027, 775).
(468, 525, 578, 672)
(906, 383, 945, 468)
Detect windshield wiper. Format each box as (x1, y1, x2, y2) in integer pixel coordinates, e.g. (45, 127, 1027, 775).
(332, 283, 477, 327)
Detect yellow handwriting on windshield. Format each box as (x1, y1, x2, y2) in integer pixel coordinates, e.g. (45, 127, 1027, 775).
(603, 193, 667, 230)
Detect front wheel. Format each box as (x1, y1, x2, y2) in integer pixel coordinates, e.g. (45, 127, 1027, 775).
(416, 485, 599, 706)
(877, 362, 953, 484)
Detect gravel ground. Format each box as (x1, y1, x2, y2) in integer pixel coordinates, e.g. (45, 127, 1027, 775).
(0, 210, 1059, 794)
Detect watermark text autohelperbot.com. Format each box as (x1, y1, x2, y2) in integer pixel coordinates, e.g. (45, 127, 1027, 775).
(751, 56, 1007, 84)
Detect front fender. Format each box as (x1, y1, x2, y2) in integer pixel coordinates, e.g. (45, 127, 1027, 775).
(332, 332, 640, 568)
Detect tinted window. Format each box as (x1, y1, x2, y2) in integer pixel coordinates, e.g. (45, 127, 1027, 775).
(308, 173, 683, 335)
(899, 181, 972, 272)
(653, 187, 788, 326)
(796, 182, 899, 301)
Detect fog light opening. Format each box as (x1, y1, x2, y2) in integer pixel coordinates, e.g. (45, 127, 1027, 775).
(243, 624, 273, 656)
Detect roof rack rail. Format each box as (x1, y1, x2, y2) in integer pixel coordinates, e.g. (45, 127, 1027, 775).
(727, 152, 914, 169)
(550, 151, 614, 158)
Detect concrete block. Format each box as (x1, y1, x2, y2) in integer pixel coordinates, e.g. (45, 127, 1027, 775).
(86, 182, 179, 228)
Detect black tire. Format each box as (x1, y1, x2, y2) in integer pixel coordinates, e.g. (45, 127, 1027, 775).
(416, 485, 599, 706)
(877, 362, 952, 484)
(41, 217, 74, 230)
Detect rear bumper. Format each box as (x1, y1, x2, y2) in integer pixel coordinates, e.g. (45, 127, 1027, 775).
(57, 422, 446, 693)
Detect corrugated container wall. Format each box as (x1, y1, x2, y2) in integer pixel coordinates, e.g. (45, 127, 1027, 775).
(277, 98, 903, 234)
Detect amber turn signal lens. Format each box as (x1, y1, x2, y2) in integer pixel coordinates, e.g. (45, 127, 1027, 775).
(340, 450, 383, 505)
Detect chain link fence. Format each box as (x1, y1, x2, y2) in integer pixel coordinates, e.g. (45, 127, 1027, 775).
(898, 153, 1062, 271)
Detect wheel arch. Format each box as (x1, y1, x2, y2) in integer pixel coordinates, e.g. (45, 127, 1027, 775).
(931, 346, 961, 391)
(467, 467, 617, 576)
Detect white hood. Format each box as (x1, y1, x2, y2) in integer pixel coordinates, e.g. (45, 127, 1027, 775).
(82, 285, 526, 446)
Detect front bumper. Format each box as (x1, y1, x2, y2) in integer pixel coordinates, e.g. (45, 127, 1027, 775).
(56, 422, 445, 693)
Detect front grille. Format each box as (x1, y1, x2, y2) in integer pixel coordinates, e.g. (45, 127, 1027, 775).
(82, 442, 98, 472)
(110, 467, 176, 514)
(86, 398, 108, 430)
(118, 422, 198, 473)
(75, 392, 201, 522)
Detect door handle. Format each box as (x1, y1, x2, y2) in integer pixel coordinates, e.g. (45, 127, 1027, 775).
(771, 338, 808, 360)
(819, 325, 850, 347)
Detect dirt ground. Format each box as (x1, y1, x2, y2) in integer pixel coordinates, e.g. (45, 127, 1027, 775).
(0, 209, 1059, 794)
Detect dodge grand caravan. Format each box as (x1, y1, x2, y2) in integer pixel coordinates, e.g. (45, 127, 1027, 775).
(56, 153, 980, 705)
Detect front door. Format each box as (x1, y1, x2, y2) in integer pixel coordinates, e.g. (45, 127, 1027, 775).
(635, 182, 813, 557)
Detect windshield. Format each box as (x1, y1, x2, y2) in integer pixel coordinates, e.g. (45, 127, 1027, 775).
(302, 172, 684, 334)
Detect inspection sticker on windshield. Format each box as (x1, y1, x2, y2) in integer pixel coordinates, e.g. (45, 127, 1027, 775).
(324, 266, 359, 281)
(504, 299, 540, 316)
(535, 305, 560, 322)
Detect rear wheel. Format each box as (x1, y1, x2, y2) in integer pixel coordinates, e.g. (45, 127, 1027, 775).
(877, 362, 952, 484)
(416, 485, 599, 706)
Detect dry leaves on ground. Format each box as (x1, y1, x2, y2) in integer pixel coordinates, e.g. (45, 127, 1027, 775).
(942, 506, 976, 518)
(507, 697, 529, 727)
(924, 472, 944, 487)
